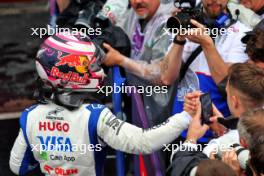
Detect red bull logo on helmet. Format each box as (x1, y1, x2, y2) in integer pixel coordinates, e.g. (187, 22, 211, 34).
(55, 54, 94, 74)
(56, 55, 90, 67)
(50, 67, 90, 84)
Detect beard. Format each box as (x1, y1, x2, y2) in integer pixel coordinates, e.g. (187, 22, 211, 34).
(204, 3, 226, 18)
(136, 13, 148, 19)
(134, 3, 149, 19)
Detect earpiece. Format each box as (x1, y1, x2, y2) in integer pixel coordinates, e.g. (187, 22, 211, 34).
(235, 9, 240, 21)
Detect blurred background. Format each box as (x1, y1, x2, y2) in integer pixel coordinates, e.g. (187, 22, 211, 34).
(0, 1, 49, 175)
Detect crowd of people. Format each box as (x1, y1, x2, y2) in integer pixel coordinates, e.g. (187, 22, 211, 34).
(8, 0, 264, 176)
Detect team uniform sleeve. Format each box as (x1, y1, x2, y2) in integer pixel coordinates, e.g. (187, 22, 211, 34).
(9, 130, 38, 175)
(97, 107, 192, 154)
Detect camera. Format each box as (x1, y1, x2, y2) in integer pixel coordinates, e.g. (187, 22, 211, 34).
(166, 0, 204, 30)
(74, 0, 110, 30)
(214, 143, 249, 170)
(232, 144, 250, 170)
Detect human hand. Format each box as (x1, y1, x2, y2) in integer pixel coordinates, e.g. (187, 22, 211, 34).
(212, 103, 223, 117)
(209, 104, 224, 124)
(171, 7, 181, 16)
(209, 104, 227, 137)
(102, 43, 125, 66)
(209, 151, 217, 160)
(186, 100, 209, 143)
(183, 91, 202, 117)
(222, 150, 242, 176)
(209, 121, 227, 137)
(185, 19, 213, 47)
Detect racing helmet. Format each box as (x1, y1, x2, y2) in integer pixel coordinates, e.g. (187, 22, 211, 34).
(35, 32, 105, 108)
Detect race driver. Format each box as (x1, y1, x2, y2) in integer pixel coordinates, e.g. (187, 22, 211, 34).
(9, 33, 196, 176)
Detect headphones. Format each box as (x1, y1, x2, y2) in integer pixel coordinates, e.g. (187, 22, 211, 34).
(201, 7, 240, 39)
(204, 8, 240, 30)
(216, 9, 240, 28)
(189, 0, 240, 30)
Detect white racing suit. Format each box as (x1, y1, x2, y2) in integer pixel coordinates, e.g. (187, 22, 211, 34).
(10, 102, 191, 176)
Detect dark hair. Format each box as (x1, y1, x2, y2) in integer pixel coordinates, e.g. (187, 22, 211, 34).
(246, 29, 264, 63)
(250, 143, 264, 176)
(238, 109, 264, 176)
(196, 160, 236, 176)
(228, 63, 264, 110)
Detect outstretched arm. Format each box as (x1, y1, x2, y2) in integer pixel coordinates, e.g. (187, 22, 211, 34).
(97, 107, 192, 154)
(102, 35, 185, 85)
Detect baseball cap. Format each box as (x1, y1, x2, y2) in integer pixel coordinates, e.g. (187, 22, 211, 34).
(241, 19, 264, 44)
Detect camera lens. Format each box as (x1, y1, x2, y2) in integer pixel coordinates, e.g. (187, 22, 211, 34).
(167, 16, 182, 30)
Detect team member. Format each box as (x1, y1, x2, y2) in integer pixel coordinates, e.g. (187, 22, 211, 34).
(9, 33, 194, 176)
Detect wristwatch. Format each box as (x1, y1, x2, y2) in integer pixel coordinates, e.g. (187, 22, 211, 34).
(173, 37, 186, 45)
